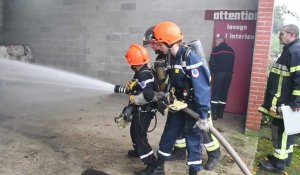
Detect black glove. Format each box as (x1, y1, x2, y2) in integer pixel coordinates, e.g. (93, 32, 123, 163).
(157, 97, 168, 116)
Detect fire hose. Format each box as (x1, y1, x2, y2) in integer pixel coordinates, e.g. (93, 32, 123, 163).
(156, 90, 252, 174)
(182, 107, 252, 175)
(114, 84, 253, 174)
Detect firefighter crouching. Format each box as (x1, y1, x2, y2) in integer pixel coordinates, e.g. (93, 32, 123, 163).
(114, 44, 158, 175)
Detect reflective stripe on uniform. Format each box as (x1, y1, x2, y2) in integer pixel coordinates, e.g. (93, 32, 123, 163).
(211, 101, 218, 104)
(174, 65, 183, 70)
(290, 65, 300, 73)
(174, 138, 186, 148)
(158, 150, 171, 157)
(292, 90, 300, 96)
(258, 107, 269, 114)
(204, 135, 220, 152)
(219, 101, 226, 104)
(272, 74, 283, 106)
(273, 131, 288, 160)
(273, 63, 289, 71)
(187, 160, 202, 165)
(138, 77, 154, 89)
(271, 68, 291, 76)
(286, 145, 294, 154)
(140, 150, 154, 159)
(186, 62, 203, 70)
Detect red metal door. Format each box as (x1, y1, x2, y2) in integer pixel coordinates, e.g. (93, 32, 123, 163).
(213, 20, 256, 115)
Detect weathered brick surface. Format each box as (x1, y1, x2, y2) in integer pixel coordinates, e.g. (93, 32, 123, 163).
(246, 0, 274, 132)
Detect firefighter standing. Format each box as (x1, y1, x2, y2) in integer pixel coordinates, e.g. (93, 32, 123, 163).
(148, 21, 211, 175)
(209, 36, 235, 120)
(143, 26, 187, 161)
(259, 24, 300, 173)
(114, 44, 158, 175)
(143, 25, 221, 170)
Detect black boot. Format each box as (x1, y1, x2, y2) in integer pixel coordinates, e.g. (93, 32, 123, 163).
(128, 149, 139, 158)
(286, 153, 293, 167)
(189, 169, 200, 175)
(204, 156, 220, 170)
(139, 165, 156, 175)
(211, 109, 218, 120)
(259, 159, 284, 173)
(210, 103, 218, 120)
(217, 108, 224, 119)
(150, 159, 165, 175)
(205, 149, 221, 170)
(217, 106, 224, 119)
(167, 147, 186, 161)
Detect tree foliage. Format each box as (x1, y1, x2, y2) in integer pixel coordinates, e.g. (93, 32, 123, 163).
(270, 5, 286, 60)
(272, 5, 287, 33)
(271, 33, 282, 58)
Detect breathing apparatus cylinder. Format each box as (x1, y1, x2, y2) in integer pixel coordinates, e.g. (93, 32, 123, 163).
(154, 59, 166, 81)
(153, 59, 167, 91)
(187, 40, 209, 68)
(187, 40, 205, 58)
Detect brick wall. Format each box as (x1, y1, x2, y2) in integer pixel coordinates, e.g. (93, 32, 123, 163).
(246, 0, 274, 133)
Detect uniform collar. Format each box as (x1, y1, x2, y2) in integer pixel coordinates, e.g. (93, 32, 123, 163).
(284, 38, 299, 49)
(175, 45, 186, 60)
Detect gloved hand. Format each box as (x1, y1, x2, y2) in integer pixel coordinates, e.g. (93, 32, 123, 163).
(193, 118, 210, 132)
(114, 116, 128, 129)
(127, 79, 137, 91)
(269, 106, 277, 116)
(129, 95, 135, 104)
(157, 98, 168, 116)
(169, 100, 188, 111)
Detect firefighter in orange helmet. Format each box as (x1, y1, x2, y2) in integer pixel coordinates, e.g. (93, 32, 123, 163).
(149, 22, 212, 175)
(115, 44, 158, 175)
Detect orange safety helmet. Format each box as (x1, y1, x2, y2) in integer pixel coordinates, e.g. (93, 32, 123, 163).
(125, 44, 150, 65)
(153, 21, 183, 46)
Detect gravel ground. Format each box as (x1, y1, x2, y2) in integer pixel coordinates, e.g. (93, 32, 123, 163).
(0, 81, 257, 175)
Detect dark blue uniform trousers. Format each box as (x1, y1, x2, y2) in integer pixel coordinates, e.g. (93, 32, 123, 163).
(157, 111, 203, 171)
(130, 110, 157, 166)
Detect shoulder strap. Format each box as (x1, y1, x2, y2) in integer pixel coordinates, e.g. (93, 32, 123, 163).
(139, 67, 160, 92)
(180, 46, 192, 78)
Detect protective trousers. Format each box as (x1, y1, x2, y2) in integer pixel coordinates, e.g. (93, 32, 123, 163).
(202, 116, 220, 157)
(130, 109, 156, 166)
(211, 72, 232, 119)
(157, 111, 203, 172)
(269, 118, 296, 169)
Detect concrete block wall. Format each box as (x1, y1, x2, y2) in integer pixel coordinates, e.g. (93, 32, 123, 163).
(0, 0, 3, 42)
(2, 0, 258, 85)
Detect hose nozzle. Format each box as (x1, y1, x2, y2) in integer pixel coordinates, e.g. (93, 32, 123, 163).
(114, 85, 128, 94)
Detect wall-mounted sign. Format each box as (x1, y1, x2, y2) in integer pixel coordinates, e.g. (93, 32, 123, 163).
(205, 10, 257, 115)
(205, 10, 257, 21)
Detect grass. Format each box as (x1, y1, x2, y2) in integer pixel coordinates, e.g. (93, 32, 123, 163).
(253, 134, 300, 175)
